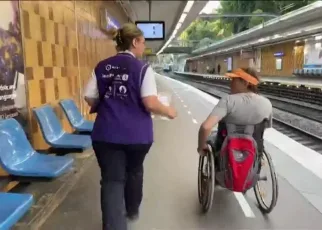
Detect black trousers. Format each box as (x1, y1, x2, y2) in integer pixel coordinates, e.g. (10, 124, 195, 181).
(92, 141, 152, 230)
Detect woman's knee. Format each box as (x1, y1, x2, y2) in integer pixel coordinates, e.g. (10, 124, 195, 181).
(127, 167, 144, 181)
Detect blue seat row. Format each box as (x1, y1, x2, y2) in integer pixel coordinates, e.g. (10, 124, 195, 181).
(33, 104, 92, 150)
(0, 118, 74, 178)
(294, 68, 322, 76)
(0, 99, 93, 228)
(59, 99, 94, 133)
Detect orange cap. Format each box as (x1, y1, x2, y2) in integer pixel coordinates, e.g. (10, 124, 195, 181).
(225, 68, 259, 85)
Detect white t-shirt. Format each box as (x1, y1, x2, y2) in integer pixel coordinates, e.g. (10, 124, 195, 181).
(84, 51, 157, 99)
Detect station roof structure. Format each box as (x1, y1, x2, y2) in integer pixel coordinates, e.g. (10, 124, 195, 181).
(187, 1, 322, 60)
(118, 0, 207, 55)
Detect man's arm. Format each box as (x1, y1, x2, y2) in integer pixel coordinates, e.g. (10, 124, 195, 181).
(198, 115, 221, 151)
(197, 96, 230, 153)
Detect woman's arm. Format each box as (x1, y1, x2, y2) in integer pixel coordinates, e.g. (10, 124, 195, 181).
(84, 70, 99, 107)
(141, 67, 177, 119)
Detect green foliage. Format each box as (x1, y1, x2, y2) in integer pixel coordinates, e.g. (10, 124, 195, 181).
(248, 9, 264, 29)
(179, 18, 233, 42)
(179, 0, 318, 43)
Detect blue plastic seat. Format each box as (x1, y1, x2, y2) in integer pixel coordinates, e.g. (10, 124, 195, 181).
(33, 105, 92, 149)
(59, 99, 94, 132)
(0, 192, 33, 230)
(0, 119, 74, 178)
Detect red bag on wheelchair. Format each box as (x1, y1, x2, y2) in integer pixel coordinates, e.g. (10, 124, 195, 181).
(215, 123, 260, 193)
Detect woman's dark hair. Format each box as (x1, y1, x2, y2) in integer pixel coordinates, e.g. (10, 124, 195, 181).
(106, 23, 143, 51)
(240, 67, 260, 93)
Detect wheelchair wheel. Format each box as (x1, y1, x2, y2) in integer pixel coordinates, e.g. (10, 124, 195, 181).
(254, 149, 279, 213)
(197, 145, 215, 213)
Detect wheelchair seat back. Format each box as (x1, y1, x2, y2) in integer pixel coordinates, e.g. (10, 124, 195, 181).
(213, 119, 267, 193)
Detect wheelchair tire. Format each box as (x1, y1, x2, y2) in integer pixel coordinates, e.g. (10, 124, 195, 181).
(198, 155, 204, 204)
(197, 145, 215, 213)
(254, 149, 279, 214)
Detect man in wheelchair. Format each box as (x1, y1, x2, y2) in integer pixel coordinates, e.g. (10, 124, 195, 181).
(197, 67, 273, 192)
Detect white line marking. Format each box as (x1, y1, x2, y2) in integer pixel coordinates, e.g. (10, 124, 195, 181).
(181, 100, 184, 103)
(184, 105, 187, 108)
(192, 119, 198, 124)
(233, 192, 256, 218)
(187, 111, 191, 114)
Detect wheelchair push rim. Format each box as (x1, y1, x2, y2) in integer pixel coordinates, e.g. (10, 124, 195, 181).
(254, 149, 279, 213)
(197, 144, 215, 213)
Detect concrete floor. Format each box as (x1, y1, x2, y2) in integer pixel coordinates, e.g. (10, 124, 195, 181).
(41, 75, 322, 230)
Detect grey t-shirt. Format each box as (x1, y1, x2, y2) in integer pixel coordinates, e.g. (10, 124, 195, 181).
(210, 93, 273, 127)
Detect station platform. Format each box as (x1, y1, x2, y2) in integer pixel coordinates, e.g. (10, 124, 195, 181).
(175, 71, 322, 88)
(15, 74, 322, 230)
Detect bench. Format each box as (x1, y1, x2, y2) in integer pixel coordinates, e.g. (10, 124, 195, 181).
(33, 105, 92, 150)
(0, 192, 33, 230)
(59, 99, 94, 133)
(0, 119, 74, 178)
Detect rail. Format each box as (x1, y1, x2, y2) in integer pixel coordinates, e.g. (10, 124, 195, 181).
(168, 40, 199, 48)
(174, 72, 322, 106)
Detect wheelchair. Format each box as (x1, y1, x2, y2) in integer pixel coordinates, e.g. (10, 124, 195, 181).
(198, 126, 279, 214)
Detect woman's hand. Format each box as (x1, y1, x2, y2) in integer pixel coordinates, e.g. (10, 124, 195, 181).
(166, 106, 177, 119)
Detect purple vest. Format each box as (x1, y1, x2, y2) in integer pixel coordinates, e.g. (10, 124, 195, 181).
(91, 53, 153, 144)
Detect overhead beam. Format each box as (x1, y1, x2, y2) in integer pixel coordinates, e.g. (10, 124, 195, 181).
(199, 13, 279, 19)
(148, 0, 151, 21)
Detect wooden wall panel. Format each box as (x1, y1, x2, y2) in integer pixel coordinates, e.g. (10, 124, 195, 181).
(21, 0, 128, 148)
(294, 45, 304, 69)
(260, 41, 295, 77)
(192, 41, 303, 77)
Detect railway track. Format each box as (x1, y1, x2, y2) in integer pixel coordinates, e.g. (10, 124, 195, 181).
(169, 74, 322, 154)
(176, 76, 322, 124)
(173, 72, 322, 107)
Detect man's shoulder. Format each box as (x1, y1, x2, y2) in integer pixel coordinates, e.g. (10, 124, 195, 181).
(256, 94, 272, 106)
(225, 93, 272, 109)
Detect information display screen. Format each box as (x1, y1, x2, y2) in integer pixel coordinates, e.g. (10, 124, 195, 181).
(135, 21, 165, 41)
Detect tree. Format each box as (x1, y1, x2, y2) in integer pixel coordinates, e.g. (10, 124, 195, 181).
(218, 1, 258, 33)
(180, 0, 318, 42)
(248, 9, 265, 28)
(179, 18, 233, 42)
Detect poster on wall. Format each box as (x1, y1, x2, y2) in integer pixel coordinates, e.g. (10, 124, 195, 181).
(0, 1, 28, 134)
(100, 8, 120, 32)
(249, 48, 261, 72)
(304, 38, 322, 69)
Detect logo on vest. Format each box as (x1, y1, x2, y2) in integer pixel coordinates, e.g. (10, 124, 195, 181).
(122, 74, 129, 81)
(104, 86, 113, 99)
(102, 73, 114, 78)
(106, 64, 120, 71)
(119, 85, 127, 94)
